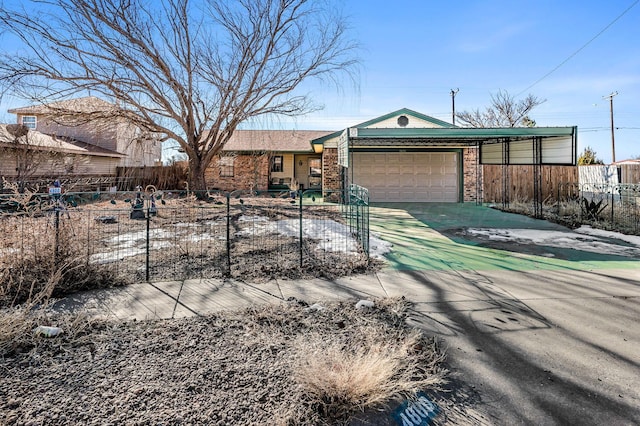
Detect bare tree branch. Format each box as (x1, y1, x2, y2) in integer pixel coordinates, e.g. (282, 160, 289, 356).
(0, 0, 359, 189)
(455, 90, 545, 128)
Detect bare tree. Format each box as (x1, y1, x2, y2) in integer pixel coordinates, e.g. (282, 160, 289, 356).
(1, 124, 67, 191)
(455, 90, 545, 128)
(0, 0, 359, 190)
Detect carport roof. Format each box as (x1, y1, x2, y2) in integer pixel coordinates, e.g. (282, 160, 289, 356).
(312, 126, 577, 148)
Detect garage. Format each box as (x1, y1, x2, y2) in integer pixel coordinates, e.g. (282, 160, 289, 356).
(352, 151, 459, 202)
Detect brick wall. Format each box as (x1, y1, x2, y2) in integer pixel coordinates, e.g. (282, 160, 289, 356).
(205, 154, 269, 191)
(463, 147, 482, 202)
(322, 148, 341, 192)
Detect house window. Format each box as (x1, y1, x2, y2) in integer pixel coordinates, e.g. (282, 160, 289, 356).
(271, 155, 283, 172)
(309, 158, 321, 177)
(219, 156, 234, 177)
(21, 116, 37, 129)
(64, 156, 75, 173)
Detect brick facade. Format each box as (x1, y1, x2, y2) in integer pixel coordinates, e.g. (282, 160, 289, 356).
(462, 147, 482, 202)
(205, 154, 269, 192)
(322, 148, 341, 192)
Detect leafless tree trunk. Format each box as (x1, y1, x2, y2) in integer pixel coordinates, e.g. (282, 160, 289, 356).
(0, 0, 358, 190)
(455, 90, 545, 128)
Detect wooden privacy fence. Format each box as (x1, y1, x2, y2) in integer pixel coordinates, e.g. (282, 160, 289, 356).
(482, 165, 578, 203)
(115, 163, 188, 190)
(620, 164, 640, 184)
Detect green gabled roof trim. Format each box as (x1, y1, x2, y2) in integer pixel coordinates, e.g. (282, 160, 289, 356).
(310, 108, 456, 146)
(349, 108, 456, 129)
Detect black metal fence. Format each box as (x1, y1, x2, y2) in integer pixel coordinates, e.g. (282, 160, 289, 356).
(556, 183, 640, 233)
(0, 188, 370, 284)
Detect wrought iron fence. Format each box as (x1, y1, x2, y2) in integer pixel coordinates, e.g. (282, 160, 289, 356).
(556, 182, 640, 233)
(0, 188, 370, 285)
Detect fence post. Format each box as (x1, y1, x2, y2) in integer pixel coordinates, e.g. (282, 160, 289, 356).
(145, 207, 150, 282)
(611, 188, 615, 224)
(226, 193, 231, 276)
(299, 189, 303, 269)
(54, 208, 60, 263)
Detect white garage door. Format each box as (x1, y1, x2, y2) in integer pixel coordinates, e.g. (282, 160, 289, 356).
(352, 152, 459, 202)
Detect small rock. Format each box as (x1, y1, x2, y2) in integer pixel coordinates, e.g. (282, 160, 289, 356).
(304, 303, 324, 312)
(355, 300, 375, 309)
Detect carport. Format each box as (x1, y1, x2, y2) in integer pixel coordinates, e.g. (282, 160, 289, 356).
(311, 109, 578, 210)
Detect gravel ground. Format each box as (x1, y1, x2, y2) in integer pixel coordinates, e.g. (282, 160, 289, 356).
(0, 298, 476, 426)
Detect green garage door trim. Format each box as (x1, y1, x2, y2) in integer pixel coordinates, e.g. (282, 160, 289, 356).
(352, 150, 461, 202)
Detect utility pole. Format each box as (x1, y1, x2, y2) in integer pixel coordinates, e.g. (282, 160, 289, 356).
(450, 88, 459, 126)
(603, 91, 618, 163)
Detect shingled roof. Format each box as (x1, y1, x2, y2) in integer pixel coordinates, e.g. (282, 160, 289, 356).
(0, 124, 124, 157)
(8, 96, 116, 115)
(221, 129, 333, 153)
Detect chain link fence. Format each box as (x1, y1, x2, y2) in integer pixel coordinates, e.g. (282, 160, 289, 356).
(1, 188, 370, 295)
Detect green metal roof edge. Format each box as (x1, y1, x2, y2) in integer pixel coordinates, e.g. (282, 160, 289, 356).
(354, 126, 577, 139)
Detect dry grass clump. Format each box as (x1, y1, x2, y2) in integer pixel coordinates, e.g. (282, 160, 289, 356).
(292, 330, 445, 422)
(0, 214, 121, 308)
(0, 307, 93, 358)
(241, 298, 448, 424)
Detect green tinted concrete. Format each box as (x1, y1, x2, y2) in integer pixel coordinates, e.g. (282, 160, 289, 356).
(370, 203, 640, 271)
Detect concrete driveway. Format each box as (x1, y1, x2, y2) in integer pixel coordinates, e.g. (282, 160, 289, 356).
(369, 203, 640, 425)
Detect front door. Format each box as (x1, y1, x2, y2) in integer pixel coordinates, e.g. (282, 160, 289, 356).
(294, 155, 322, 190)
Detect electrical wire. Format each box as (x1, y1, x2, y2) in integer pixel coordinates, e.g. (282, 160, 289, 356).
(516, 0, 640, 96)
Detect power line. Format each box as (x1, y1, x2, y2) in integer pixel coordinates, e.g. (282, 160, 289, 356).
(516, 0, 640, 96)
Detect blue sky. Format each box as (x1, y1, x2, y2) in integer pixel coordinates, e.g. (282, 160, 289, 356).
(287, 0, 640, 163)
(1, 0, 638, 163)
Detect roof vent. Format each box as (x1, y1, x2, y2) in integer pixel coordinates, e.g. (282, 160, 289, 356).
(397, 115, 409, 127)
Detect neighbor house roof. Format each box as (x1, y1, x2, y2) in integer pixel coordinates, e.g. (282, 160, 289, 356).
(0, 124, 125, 158)
(8, 96, 116, 115)
(222, 130, 333, 153)
(612, 159, 640, 165)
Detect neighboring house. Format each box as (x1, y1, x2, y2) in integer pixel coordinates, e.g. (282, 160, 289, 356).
(206, 108, 578, 203)
(7, 97, 162, 170)
(0, 123, 124, 180)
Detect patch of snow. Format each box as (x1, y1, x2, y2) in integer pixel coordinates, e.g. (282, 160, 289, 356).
(465, 228, 640, 257)
(90, 248, 146, 264)
(239, 218, 363, 255)
(238, 215, 269, 223)
(574, 225, 640, 247)
(369, 234, 393, 259)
